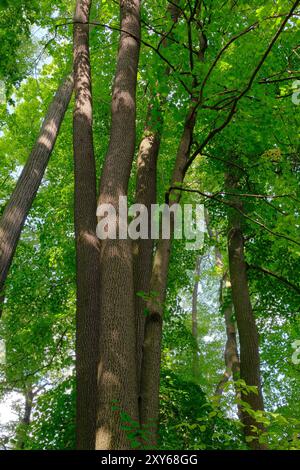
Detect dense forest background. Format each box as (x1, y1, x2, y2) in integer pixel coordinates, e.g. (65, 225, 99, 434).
(0, 0, 299, 451)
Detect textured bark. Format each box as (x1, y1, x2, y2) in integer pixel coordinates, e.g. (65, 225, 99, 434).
(192, 256, 201, 379)
(139, 104, 197, 446)
(133, 104, 160, 404)
(226, 171, 266, 450)
(96, 0, 141, 450)
(0, 75, 73, 308)
(133, 2, 181, 416)
(73, 0, 100, 450)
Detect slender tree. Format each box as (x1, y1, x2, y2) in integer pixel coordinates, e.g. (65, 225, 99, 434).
(205, 210, 240, 397)
(139, 102, 198, 446)
(139, 11, 209, 442)
(0, 75, 73, 310)
(15, 386, 34, 450)
(133, 0, 181, 416)
(226, 168, 266, 449)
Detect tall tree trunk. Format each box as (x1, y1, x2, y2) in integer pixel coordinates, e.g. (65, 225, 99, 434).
(133, 1, 181, 417)
(192, 256, 201, 380)
(205, 210, 241, 406)
(215, 274, 241, 397)
(226, 171, 266, 450)
(96, 0, 141, 450)
(139, 103, 197, 447)
(0, 75, 73, 310)
(133, 103, 160, 409)
(73, 0, 100, 450)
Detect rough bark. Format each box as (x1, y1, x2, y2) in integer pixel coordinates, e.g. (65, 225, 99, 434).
(226, 171, 266, 450)
(192, 256, 201, 379)
(73, 0, 100, 450)
(133, 104, 160, 405)
(0, 75, 73, 309)
(139, 103, 197, 446)
(96, 0, 141, 450)
(133, 1, 181, 417)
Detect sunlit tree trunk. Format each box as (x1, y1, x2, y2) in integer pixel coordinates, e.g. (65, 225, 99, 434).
(96, 0, 141, 450)
(0, 75, 73, 310)
(73, 0, 100, 450)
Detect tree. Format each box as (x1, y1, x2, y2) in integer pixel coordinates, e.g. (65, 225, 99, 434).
(96, 0, 141, 450)
(73, 0, 100, 450)
(0, 74, 73, 307)
(0, 0, 299, 452)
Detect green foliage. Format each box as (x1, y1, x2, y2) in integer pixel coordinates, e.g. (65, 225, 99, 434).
(159, 371, 245, 450)
(0, 0, 299, 451)
(24, 378, 75, 450)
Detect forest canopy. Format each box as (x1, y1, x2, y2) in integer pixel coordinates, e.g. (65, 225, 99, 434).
(0, 0, 299, 452)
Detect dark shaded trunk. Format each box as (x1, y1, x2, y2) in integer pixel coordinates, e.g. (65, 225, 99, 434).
(133, 103, 160, 406)
(226, 171, 266, 450)
(192, 256, 201, 380)
(96, 0, 141, 450)
(139, 104, 197, 446)
(133, 2, 181, 416)
(73, 0, 100, 450)
(0, 75, 73, 309)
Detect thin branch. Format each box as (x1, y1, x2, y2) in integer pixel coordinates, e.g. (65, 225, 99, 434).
(55, 20, 193, 95)
(183, 0, 300, 175)
(248, 264, 300, 295)
(166, 185, 300, 247)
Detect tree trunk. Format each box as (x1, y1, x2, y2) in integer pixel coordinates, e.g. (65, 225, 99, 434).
(73, 0, 100, 450)
(139, 103, 197, 447)
(96, 0, 141, 450)
(226, 171, 266, 450)
(133, 1, 181, 417)
(215, 275, 241, 397)
(133, 103, 160, 408)
(205, 210, 241, 407)
(192, 256, 201, 380)
(16, 386, 34, 450)
(0, 75, 73, 309)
